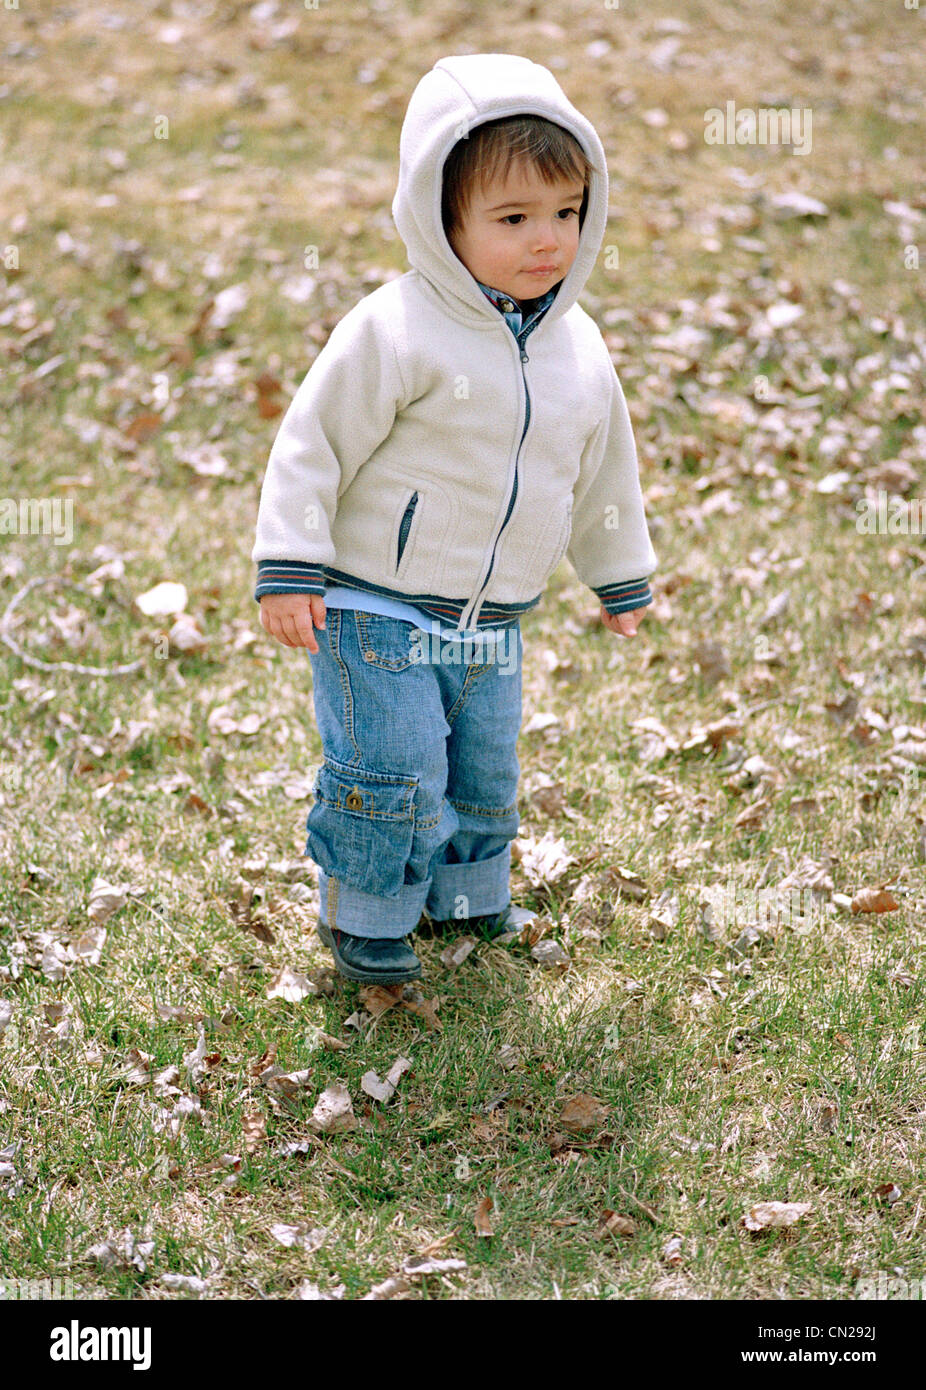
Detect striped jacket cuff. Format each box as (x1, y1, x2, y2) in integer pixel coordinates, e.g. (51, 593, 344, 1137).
(594, 577, 654, 615)
(254, 560, 327, 601)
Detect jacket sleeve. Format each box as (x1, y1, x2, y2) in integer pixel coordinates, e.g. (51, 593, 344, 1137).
(251, 303, 409, 601)
(566, 361, 658, 615)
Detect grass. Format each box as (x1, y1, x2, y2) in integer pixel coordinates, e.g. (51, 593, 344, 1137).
(1, 0, 925, 1301)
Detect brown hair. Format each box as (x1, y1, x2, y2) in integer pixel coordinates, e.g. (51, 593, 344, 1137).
(441, 115, 592, 241)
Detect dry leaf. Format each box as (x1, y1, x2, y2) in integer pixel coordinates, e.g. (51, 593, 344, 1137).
(169, 617, 209, 654)
(270, 1222, 328, 1253)
(743, 1200, 813, 1230)
(361, 1056, 412, 1103)
(207, 706, 263, 737)
(531, 939, 570, 969)
(134, 581, 187, 616)
(602, 866, 647, 901)
(396, 988, 442, 1031)
(402, 1254, 467, 1277)
(87, 877, 129, 924)
(247, 1043, 278, 1077)
(516, 831, 577, 886)
(124, 412, 162, 444)
(359, 984, 406, 1017)
(474, 1195, 494, 1237)
(183, 1024, 207, 1085)
(266, 964, 317, 1002)
(496, 1043, 521, 1070)
(596, 1210, 636, 1239)
(310, 1082, 357, 1134)
(363, 1275, 411, 1300)
(734, 798, 771, 829)
(239, 1100, 265, 1156)
(73, 925, 107, 964)
(850, 886, 900, 914)
(440, 937, 476, 969)
(259, 1066, 313, 1099)
(560, 1093, 610, 1135)
(40, 939, 74, 981)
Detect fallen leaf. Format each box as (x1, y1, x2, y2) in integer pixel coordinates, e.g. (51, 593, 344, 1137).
(440, 937, 476, 969)
(236, 1104, 263, 1156)
(361, 1055, 412, 1103)
(87, 877, 129, 924)
(359, 984, 406, 1017)
(134, 581, 187, 616)
(531, 939, 570, 969)
(258, 1065, 313, 1099)
(516, 831, 577, 886)
(270, 1222, 328, 1253)
(267, 964, 318, 1002)
(596, 1209, 636, 1239)
(474, 1195, 494, 1237)
(743, 1200, 813, 1231)
(310, 1081, 357, 1134)
(850, 886, 900, 914)
(560, 1093, 610, 1135)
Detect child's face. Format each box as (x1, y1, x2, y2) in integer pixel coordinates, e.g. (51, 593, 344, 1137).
(448, 159, 584, 303)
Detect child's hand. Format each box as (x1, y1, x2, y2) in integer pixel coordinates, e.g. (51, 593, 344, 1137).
(260, 593, 327, 652)
(600, 604, 646, 638)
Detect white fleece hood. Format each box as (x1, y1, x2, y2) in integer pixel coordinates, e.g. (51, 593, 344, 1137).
(391, 52, 609, 328)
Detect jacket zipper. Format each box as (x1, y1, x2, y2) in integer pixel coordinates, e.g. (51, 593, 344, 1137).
(460, 320, 538, 629)
(396, 490, 418, 569)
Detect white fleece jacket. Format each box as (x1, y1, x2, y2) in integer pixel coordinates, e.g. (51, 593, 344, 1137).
(252, 52, 658, 631)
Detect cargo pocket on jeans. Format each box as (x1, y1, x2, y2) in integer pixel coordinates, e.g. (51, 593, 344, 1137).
(304, 755, 417, 898)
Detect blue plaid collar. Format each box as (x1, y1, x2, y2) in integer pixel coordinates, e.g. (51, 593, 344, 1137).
(475, 278, 556, 330)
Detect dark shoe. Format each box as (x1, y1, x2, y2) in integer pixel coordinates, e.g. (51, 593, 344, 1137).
(421, 903, 517, 943)
(316, 920, 422, 984)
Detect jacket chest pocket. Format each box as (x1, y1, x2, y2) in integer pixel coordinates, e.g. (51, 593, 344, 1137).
(396, 491, 419, 571)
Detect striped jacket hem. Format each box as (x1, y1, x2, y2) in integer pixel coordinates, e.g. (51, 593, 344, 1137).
(254, 560, 652, 624)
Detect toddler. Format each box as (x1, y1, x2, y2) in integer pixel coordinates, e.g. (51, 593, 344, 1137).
(252, 53, 658, 985)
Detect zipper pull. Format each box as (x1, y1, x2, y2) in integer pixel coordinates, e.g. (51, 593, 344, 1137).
(520, 345, 529, 363)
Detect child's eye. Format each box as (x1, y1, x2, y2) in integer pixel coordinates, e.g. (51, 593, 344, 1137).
(500, 209, 579, 225)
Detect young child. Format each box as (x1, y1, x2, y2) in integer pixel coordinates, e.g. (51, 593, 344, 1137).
(252, 53, 658, 986)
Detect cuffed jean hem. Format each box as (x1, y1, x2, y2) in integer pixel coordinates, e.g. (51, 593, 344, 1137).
(424, 843, 513, 921)
(318, 843, 513, 939)
(318, 869, 430, 940)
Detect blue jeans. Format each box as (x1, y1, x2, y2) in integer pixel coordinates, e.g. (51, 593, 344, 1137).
(304, 609, 523, 939)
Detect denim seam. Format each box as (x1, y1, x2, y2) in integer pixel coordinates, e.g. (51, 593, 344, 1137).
(318, 753, 417, 799)
(328, 609, 364, 764)
(444, 658, 493, 729)
(448, 799, 519, 819)
(321, 786, 416, 819)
